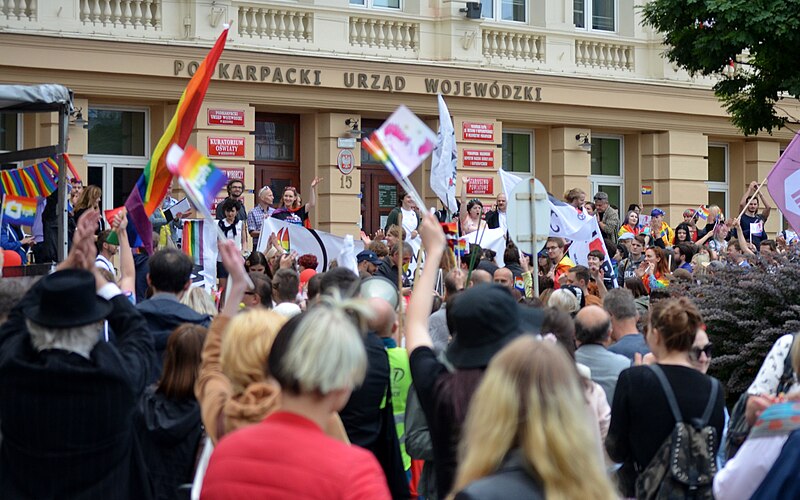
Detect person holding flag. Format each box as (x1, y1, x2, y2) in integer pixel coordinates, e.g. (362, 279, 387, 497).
(736, 180, 771, 248)
(647, 208, 674, 248)
(2, 195, 37, 265)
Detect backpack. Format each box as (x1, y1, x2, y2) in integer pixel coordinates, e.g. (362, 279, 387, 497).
(725, 334, 797, 460)
(635, 365, 720, 500)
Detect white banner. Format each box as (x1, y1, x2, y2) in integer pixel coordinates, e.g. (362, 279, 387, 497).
(430, 94, 458, 213)
(567, 217, 619, 288)
(257, 218, 364, 272)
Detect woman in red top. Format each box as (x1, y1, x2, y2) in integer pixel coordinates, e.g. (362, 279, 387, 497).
(201, 288, 390, 499)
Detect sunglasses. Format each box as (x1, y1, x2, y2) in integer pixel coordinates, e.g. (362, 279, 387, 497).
(690, 343, 713, 360)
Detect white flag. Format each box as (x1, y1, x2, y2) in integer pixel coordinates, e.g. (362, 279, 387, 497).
(257, 218, 364, 272)
(567, 218, 619, 288)
(498, 168, 523, 200)
(430, 95, 458, 213)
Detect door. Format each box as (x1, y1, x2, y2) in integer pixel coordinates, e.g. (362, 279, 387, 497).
(361, 165, 400, 235)
(253, 113, 300, 208)
(87, 159, 146, 210)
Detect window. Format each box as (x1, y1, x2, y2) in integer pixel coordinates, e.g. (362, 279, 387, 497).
(88, 108, 147, 157)
(0, 112, 20, 169)
(350, 0, 400, 9)
(86, 106, 149, 210)
(574, 0, 615, 31)
(502, 131, 533, 174)
(481, 0, 526, 22)
(706, 143, 729, 217)
(589, 135, 623, 210)
(254, 117, 297, 162)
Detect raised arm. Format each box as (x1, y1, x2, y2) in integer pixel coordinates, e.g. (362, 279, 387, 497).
(459, 177, 469, 224)
(113, 210, 136, 296)
(739, 181, 758, 212)
(305, 176, 322, 212)
(696, 224, 716, 247)
(734, 218, 757, 257)
(759, 190, 772, 222)
(406, 213, 446, 355)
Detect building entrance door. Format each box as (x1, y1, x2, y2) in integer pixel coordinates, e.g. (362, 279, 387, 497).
(360, 165, 400, 236)
(253, 113, 300, 209)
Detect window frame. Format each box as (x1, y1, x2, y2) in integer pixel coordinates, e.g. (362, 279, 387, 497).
(0, 113, 23, 169)
(588, 134, 624, 210)
(349, 0, 401, 11)
(481, 0, 528, 23)
(501, 129, 534, 177)
(573, 0, 618, 33)
(706, 142, 729, 218)
(87, 105, 150, 159)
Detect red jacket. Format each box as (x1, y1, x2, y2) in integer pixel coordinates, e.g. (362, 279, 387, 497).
(202, 411, 391, 499)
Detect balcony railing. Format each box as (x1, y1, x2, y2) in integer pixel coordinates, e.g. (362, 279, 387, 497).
(574, 38, 634, 71)
(236, 5, 313, 42)
(349, 16, 418, 52)
(1, 0, 36, 21)
(79, 0, 161, 29)
(482, 28, 544, 63)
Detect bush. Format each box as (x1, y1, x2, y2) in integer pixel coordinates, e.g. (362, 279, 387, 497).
(671, 256, 800, 403)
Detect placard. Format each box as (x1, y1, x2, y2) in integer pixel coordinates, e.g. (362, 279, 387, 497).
(466, 177, 494, 195)
(463, 122, 494, 142)
(208, 109, 245, 126)
(378, 183, 398, 208)
(208, 137, 245, 157)
(220, 168, 245, 181)
(462, 148, 495, 168)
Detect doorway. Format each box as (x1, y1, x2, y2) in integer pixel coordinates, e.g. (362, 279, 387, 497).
(361, 165, 400, 235)
(253, 113, 301, 207)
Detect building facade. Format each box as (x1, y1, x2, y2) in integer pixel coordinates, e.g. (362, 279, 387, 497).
(1, 0, 796, 236)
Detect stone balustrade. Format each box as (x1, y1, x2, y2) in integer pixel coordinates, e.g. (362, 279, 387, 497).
(236, 5, 313, 42)
(79, 0, 160, 29)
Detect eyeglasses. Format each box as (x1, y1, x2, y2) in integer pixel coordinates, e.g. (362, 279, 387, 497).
(690, 343, 713, 360)
(545, 246, 559, 251)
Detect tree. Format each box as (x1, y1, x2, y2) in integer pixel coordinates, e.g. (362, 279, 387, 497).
(641, 0, 800, 136)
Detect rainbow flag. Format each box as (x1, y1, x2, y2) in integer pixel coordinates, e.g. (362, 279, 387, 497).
(0, 159, 59, 198)
(182, 219, 205, 265)
(697, 205, 710, 220)
(125, 27, 229, 253)
(454, 237, 468, 257)
(2, 195, 38, 226)
(440, 221, 458, 251)
(166, 145, 227, 218)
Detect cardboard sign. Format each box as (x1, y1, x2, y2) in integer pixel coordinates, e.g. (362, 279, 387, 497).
(208, 137, 245, 157)
(463, 122, 494, 141)
(462, 148, 495, 168)
(371, 105, 437, 178)
(466, 177, 494, 195)
(220, 168, 245, 181)
(208, 109, 245, 126)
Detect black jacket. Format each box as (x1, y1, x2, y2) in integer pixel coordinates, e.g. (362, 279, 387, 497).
(137, 295, 211, 382)
(454, 448, 544, 500)
(135, 386, 203, 500)
(375, 258, 410, 290)
(484, 209, 503, 230)
(0, 282, 155, 499)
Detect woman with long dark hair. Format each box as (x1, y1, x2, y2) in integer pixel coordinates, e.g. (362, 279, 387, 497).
(135, 324, 207, 499)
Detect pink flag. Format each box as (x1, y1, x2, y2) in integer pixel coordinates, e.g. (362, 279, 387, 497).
(767, 134, 800, 233)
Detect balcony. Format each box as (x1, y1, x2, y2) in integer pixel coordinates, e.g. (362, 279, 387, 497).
(0, 0, 711, 87)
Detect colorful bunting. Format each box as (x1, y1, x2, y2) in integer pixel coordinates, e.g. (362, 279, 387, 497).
(0, 159, 58, 198)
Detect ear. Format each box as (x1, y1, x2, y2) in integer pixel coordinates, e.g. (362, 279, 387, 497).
(183, 280, 191, 292)
(146, 274, 152, 287)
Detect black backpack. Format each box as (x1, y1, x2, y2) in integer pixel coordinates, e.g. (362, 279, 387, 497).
(635, 365, 720, 500)
(725, 334, 797, 460)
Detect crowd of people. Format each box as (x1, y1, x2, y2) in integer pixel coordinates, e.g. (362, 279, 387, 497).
(2, 176, 800, 499)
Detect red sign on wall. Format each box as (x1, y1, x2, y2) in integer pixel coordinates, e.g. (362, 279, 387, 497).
(221, 168, 245, 181)
(466, 177, 494, 195)
(208, 109, 245, 126)
(462, 149, 495, 168)
(463, 122, 495, 142)
(208, 137, 245, 157)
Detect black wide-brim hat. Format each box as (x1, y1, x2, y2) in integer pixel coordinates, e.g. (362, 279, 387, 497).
(24, 269, 113, 328)
(446, 283, 522, 369)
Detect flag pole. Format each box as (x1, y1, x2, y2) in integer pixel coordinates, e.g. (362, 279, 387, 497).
(737, 176, 769, 220)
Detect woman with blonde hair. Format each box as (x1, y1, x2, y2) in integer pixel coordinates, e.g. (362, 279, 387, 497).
(195, 241, 345, 444)
(452, 336, 617, 499)
(564, 187, 586, 211)
(72, 185, 105, 235)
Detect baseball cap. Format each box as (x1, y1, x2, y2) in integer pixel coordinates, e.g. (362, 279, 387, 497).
(651, 208, 665, 217)
(618, 232, 634, 241)
(356, 250, 382, 266)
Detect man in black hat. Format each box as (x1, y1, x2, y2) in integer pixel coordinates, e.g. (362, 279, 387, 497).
(0, 210, 155, 499)
(356, 250, 382, 278)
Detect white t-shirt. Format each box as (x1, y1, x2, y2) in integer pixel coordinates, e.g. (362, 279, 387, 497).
(401, 207, 417, 240)
(95, 255, 115, 275)
(498, 210, 507, 232)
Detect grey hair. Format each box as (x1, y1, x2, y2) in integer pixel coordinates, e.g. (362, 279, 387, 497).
(603, 288, 638, 320)
(278, 293, 372, 395)
(548, 289, 579, 314)
(27, 319, 104, 359)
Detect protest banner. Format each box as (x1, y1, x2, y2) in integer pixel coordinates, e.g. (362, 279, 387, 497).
(257, 218, 365, 272)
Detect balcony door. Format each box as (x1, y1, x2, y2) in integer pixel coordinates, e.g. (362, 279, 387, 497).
(253, 113, 301, 209)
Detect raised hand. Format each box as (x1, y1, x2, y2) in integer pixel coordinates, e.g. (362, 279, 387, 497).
(310, 176, 322, 189)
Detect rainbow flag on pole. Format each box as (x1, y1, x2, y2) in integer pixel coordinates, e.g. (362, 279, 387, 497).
(697, 205, 710, 220)
(124, 26, 229, 254)
(454, 237, 469, 257)
(182, 219, 205, 265)
(166, 145, 227, 219)
(2, 195, 38, 226)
